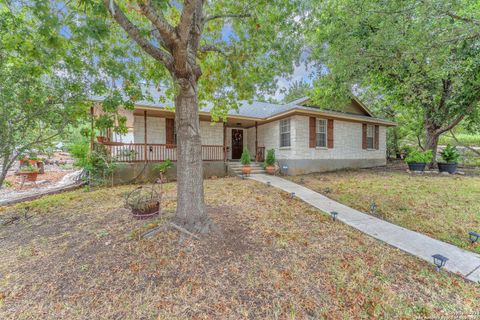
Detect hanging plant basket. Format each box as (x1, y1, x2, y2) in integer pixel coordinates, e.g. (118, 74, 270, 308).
(125, 186, 161, 220)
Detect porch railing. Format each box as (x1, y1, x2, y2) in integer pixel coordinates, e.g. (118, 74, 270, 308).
(100, 142, 225, 162)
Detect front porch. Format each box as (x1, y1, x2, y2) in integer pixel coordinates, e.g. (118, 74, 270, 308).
(99, 142, 265, 163)
(95, 108, 266, 163)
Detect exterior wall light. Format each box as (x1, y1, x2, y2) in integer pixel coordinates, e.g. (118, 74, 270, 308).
(432, 254, 448, 271)
(469, 231, 479, 244)
(370, 201, 377, 216)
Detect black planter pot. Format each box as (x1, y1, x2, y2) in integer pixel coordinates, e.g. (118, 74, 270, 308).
(438, 162, 457, 174)
(407, 162, 426, 172)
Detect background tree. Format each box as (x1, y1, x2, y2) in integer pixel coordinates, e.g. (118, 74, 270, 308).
(307, 0, 480, 163)
(282, 80, 312, 103)
(0, 4, 88, 188)
(74, 0, 305, 233)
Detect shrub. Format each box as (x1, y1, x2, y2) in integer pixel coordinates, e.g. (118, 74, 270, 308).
(264, 148, 275, 166)
(240, 148, 251, 165)
(154, 159, 173, 174)
(440, 144, 460, 163)
(404, 149, 433, 164)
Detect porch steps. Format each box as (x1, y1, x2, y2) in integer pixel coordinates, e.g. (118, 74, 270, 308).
(227, 161, 266, 176)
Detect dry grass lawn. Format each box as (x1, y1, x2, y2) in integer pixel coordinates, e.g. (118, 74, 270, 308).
(287, 169, 480, 254)
(0, 177, 479, 319)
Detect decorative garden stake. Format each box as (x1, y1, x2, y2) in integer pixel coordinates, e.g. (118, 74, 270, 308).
(330, 211, 338, 221)
(468, 231, 480, 244)
(290, 192, 295, 199)
(432, 254, 448, 271)
(370, 201, 377, 216)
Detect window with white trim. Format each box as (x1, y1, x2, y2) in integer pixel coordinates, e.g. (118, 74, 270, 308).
(367, 124, 375, 149)
(280, 119, 291, 147)
(316, 119, 327, 148)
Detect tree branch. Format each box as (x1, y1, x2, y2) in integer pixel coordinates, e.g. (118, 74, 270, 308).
(436, 113, 465, 135)
(444, 12, 480, 26)
(103, 0, 174, 70)
(137, 0, 177, 47)
(177, 0, 199, 42)
(203, 13, 251, 24)
(449, 130, 480, 156)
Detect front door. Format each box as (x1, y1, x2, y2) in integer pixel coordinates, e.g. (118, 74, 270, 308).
(231, 129, 244, 159)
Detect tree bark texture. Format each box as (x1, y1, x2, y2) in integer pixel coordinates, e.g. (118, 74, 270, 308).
(174, 79, 209, 233)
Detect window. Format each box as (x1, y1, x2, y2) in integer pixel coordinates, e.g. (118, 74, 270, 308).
(367, 124, 375, 149)
(280, 119, 291, 147)
(316, 119, 327, 148)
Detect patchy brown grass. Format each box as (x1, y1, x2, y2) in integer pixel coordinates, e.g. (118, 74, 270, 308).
(287, 169, 480, 254)
(0, 177, 479, 319)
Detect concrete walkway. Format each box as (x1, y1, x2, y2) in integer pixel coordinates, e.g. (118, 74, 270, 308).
(249, 174, 480, 282)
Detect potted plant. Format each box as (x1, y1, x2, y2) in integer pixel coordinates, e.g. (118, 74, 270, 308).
(438, 144, 460, 174)
(19, 154, 38, 166)
(240, 148, 251, 175)
(404, 149, 433, 172)
(125, 186, 160, 220)
(264, 148, 276, 175)
(95, 115, 114, 143)
(19, 163, 39, 182)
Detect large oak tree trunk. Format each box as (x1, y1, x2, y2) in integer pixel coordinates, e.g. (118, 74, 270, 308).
(174, 78, 210, 233)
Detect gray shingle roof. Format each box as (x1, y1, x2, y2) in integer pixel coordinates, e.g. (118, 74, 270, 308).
(90, 86, 395, 125)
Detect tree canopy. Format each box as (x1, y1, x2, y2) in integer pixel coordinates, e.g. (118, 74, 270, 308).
(307, 0, 480, 160)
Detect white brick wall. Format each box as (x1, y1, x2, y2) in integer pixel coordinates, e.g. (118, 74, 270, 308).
(133, 114, 387, 161)
(134, 116, 223, 145)
(134, 116, 165, 144)
(256, 115, 386, 160)
(200, 121, 223, 145)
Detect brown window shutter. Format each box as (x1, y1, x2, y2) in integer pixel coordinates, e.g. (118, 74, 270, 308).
(362, 124, 367, 149)
(327, 119, 334, 148)
(166, 118, 174, 145)
(309, 117, 316, 148)
(374, 125, 379, 150)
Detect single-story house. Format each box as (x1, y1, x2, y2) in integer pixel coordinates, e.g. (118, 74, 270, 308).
(92, 93, 395, 178)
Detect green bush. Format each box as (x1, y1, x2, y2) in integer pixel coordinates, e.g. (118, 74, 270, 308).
(69, 140, 116, 186)
(240, 148, 251, 165)
(154, 159, 173, 173)
(264, 148, 275, 166)
(440, 144, 460, 163)
(404, 149, 433, 164)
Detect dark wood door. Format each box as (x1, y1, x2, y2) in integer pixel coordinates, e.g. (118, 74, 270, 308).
(231, 129, 244, 159)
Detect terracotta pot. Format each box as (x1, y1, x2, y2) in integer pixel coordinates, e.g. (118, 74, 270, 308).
(20, 171, 38, 182)
(131, 201, 160, 220)
(241, 165, 252, 175)
(265, 165, 275, 175)
(96, 136, 109, 143)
